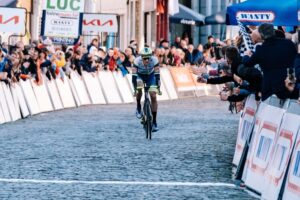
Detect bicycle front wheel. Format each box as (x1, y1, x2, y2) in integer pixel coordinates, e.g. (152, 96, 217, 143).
(143, 100, 153, 139)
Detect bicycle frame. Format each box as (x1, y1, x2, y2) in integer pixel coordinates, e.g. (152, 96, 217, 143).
(142, 84, 153, 140)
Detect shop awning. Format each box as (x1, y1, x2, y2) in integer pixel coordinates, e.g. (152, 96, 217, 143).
(205, 11, 226, 25)
(227, 0, 299, 26)
(169, 4, 205, 26)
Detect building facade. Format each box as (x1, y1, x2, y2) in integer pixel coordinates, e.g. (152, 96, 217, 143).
(169, 0, 232, 46)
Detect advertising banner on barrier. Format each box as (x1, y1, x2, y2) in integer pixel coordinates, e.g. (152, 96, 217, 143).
(242, 101, 270, 181)
(233, 94, 257, 166)
(283, 128, 300, 200)
(160, 68, 178, 100)
(83, 13, 118, 33)
(169, 68, 196, 92)
(0, 7, 26, 34)
(262, 111, 300, 200)
(243, 104, 285, 193)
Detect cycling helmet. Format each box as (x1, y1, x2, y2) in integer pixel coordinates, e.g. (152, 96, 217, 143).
(140, 47, 152, 59)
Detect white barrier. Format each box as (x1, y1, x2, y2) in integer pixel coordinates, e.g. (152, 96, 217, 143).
(242, 100, 273, 182)
(112, 72, 134, 103)
(233, 94, 257, 166)
(243, 101, 285, 194)
(0, 83, 12, 122)
(68, 77, 81, 107)
(9, 84, 22, 120)
(98, 71, 122, 104)
(157, 79, 170, 101)
(31, 79, 53, 113)
(19, 79, 40, 115)
(44, 78, 64, 110)
(2, 82, 21, 121)
(192, 73, 208, 97)
(10, 83, 29, 118)
(262, 102, 300, 199)
(82, 72, 106, 104)
(0, 101, 5, 124)
(283, 128, 300, 200)
(160, 68, 178, 100)
(55, 78, 76, 108)
(70, 72, 91, 105)
(0, 85, 6, 124)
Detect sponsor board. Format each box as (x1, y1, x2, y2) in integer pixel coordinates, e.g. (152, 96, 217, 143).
(83, 13, 118, 33)
(237, 11, 275, 23)
(42, 10, 82, 38)
(0, 7, 26, 34)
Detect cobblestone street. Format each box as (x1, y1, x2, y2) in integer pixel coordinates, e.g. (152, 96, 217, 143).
(0, 97, 256, 199)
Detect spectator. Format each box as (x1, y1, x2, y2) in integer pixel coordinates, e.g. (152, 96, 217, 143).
(159, 39, 169, 49)
(117, 52, 130, 76)
(125, 47, 135, 65)
(88, 38, 99, 55)
(243, 23, 297, 101)
(172, 36, 181, 48)
(129, 40, 138, 57)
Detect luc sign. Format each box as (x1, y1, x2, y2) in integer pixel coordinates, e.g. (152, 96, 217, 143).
(43, 0, 85, 12)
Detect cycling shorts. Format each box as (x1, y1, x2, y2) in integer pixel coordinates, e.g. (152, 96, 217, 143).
(137, 72, 157, 92)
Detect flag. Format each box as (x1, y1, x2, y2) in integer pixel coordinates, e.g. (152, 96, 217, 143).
(236, 17, 255, 56)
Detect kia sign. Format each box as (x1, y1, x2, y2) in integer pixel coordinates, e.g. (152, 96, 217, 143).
(0, 7, 26, 34)
(43, 0, 85, 12)
(83, 14, 118, 33)
(42, 10, 83, 38)
(237, 11, 275, 23)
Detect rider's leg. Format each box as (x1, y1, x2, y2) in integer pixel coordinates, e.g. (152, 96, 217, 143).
(150, 91, 157, 124)
(136, 89, 142, 112)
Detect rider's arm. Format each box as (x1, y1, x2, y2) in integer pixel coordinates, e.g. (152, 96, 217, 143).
(153, 57, 160, 89)
(154, 65, 160, 88)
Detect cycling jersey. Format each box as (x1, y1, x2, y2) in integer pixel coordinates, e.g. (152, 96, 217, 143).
(133, 56, 159, 75)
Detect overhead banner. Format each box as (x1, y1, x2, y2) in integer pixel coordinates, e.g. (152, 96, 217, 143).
(0, 7, 26, 34)
(83, 13, 118, 33)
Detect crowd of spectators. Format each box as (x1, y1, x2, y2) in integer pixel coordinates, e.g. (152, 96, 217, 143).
(0, 24, 299, 113)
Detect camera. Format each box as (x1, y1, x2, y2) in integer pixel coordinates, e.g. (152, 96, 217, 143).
(217, 62, 231, 75)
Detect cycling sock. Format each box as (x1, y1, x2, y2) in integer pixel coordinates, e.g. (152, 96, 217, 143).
(152, 112, 157, 124)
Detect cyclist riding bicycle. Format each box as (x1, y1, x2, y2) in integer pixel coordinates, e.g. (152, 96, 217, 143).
(132, 47, 161, 132)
